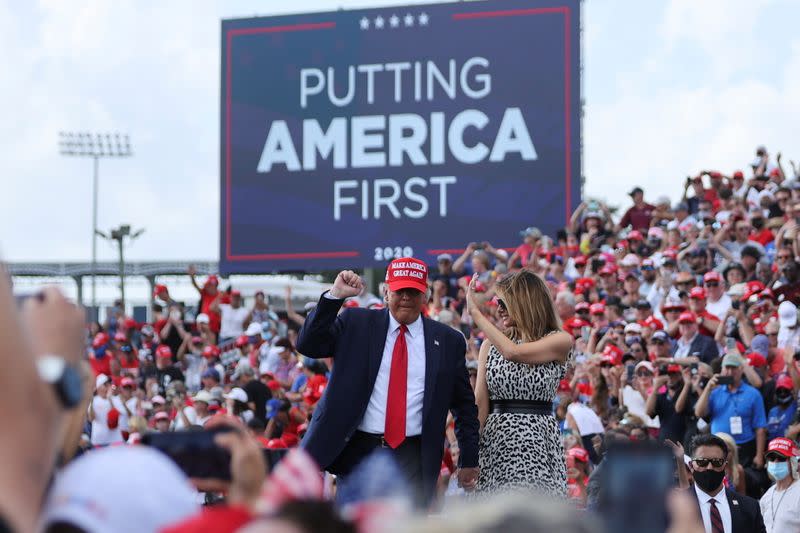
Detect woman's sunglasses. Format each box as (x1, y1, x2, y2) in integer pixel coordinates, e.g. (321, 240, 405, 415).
(496, 298, 508, 312)
(766, 455, 788, 463)
(692, 458, 725, 469)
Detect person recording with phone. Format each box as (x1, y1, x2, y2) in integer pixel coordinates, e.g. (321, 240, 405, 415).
(687, 434, 766, 533)
(695, 352, 768, 470)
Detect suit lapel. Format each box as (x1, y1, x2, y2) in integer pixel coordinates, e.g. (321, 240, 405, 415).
(726, 489, 743, 533)
(421, 318, 441, 425)
(367, 309, 390, 391)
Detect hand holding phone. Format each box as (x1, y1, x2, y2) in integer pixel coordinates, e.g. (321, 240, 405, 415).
(716, 375, 734, 386)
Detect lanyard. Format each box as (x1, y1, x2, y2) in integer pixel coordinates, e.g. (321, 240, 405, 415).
(770, 484, 791, 530)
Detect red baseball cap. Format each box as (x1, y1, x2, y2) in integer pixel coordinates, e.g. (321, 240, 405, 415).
(767, 437, 798, 459)
(574, 255, 588, 266)
(776, 374, 794, 390)
(568, 447, 590, 463)
(235, 335, 249, 348)
(667, 364, 682, 374)
(602, 344, 623, 365)
(627, 230, 644, 241)
(678, 311, 697, 324)
(153, 284, 168, 297)
(746, 353, 767, 368)
(563, 317, 590, 336)
(689, 287, 707, 300)
(343, 300, 360, 308)
(385, 257, 428, 293)
(92, 332, 110, 348)
(154, 411, 170, 422)
(599, 265, 616, 276)
(642, 316, 664, 330)
(589, 303, 606, 315)
(202, 345, 221, 359)
(205, 275, 219, 286)
(155, 345, 173, 359)
(575, 302, 591, 313)
(703, 271, 722, 283)
(120, 377, 135, 388)
(267, 380, 282, 391)
(231, 289, 242, 297)
(733, 170, 744, 179)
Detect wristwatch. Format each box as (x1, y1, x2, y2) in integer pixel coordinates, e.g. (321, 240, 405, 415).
(37, 355, 83, 409)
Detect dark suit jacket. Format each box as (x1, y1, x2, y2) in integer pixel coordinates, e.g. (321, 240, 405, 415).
(671, 334, 719, 364)
(297, 293, 479, 500)
(688, 485, 766, 533)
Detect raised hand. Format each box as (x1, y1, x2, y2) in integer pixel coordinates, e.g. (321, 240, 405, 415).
(329, 270, 364, 299)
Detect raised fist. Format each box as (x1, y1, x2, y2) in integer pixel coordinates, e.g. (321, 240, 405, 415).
(329, 270, 364, 299)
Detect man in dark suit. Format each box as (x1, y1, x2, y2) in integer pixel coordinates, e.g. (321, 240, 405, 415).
(297, 258, 480, 505)
(687, 434, 766, 533)
(671, 311, 719, 364)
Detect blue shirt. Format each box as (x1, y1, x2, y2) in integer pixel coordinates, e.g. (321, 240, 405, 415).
(707, 383, 767, 444)
(767, 401, 797, 441)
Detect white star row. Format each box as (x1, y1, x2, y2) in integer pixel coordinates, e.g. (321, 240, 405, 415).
(359, 12, 429, 30)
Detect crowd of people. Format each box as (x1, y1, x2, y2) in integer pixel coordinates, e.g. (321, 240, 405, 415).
(3, 145, 800, 532)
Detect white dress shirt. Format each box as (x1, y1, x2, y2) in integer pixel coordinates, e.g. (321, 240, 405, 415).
(358, 313, 426, 436)
(694, 483, 732, 533)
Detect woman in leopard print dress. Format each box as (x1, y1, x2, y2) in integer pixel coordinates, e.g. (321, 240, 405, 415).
(467, 269, 572, 497)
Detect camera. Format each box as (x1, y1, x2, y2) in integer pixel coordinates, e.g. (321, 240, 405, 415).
(731, 300, 740, 310)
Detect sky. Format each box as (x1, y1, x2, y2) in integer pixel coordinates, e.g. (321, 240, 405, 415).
(2, 0, 800, 264)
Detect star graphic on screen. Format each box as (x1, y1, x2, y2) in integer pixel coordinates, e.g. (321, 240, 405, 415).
(389, 14, 399, 28)
(374, 15, 385, 29)
(359, 17, 369, 30)
(403, 13, 414, 26)
(418, 12, 429, 25)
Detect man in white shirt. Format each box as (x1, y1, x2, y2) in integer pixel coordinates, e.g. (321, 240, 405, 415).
(703, 271, 732, 319)
(88, 374, 124, 446)
(296, 259, 479, 506)
(216, 290, 250, 343)
(688, 433, 766, 533)
(759, 437, 800, 533)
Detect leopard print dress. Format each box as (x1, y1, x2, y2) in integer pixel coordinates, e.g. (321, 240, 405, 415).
(476, 334, 569, 497)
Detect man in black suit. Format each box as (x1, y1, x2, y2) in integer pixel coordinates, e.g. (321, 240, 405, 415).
(671, 311, 719, 364)
(297, 258, 479, 506)
(688, 434, 766, 533)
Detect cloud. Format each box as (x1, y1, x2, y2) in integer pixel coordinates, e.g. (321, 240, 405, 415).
(2, 0, 799, 264)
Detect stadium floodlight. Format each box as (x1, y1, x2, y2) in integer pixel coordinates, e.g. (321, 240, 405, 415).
(58, 132, 132, 316)
(98, 224, 145, 310)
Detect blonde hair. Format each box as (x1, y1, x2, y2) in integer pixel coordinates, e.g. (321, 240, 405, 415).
(495, 269, 561, 342)
(715, 432, 740, 486)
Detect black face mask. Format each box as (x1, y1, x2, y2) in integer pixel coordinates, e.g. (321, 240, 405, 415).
(776, 391, 794, 405)
(752, 218, 765, 229)
(698, 378, 709, 390)
(693, 468, 726, 493)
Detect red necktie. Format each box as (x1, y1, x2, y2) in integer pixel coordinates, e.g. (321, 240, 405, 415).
(709, 498, 724, 533)
(384, 324, 408, 448)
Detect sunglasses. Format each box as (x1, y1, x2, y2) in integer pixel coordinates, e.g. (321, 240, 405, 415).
(778, 255, 792, 260)
(766, 455, 788, 463)
(650, 339, 665, 345)
(636, 371, 652, 377)
(704, 282, 719, 288)
(692, 458, 725, 469)
(496, 298, 508, 311)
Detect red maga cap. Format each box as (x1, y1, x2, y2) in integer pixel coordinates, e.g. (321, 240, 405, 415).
(385, 257, 428, 293)
(767, 437, 798, 458)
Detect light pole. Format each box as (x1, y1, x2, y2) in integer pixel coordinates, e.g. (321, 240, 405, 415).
(59, 132, 132, 317)
(96, 224, 144, 311)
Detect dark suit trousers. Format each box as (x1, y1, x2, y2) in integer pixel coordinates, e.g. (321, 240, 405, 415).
(334, 431, 425, 508)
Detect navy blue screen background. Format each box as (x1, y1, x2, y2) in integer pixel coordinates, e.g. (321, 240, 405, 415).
(220, 0, 581, 273)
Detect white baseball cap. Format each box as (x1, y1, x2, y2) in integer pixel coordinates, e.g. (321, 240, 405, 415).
(196, 313, 210, 324)
(244, 322, 263, 337)
(40, 446, 198, 533)
(224, 387, 248, 403)
(779, 301, 797, 328)
(95, 374, 109, 389)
